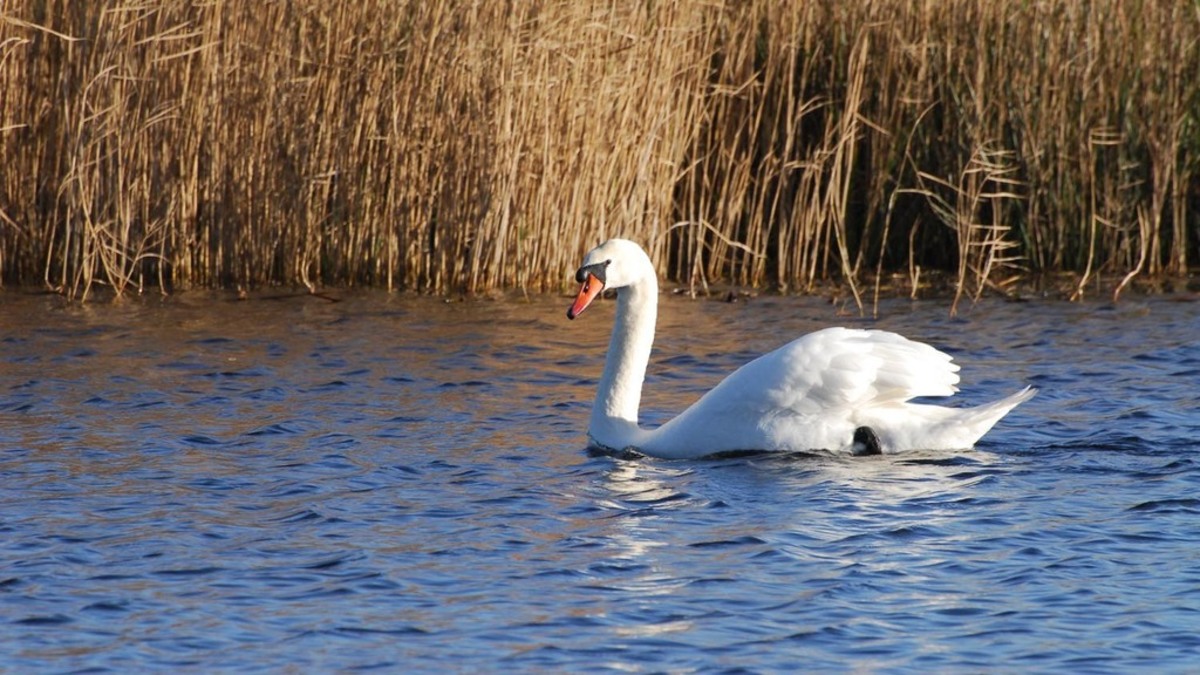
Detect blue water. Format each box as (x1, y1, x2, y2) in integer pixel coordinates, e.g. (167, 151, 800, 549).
(2, 291, 1199, 672)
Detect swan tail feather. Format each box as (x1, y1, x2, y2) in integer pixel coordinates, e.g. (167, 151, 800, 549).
(865, 385, 1036, 452)
(957, 385, 1038, 443)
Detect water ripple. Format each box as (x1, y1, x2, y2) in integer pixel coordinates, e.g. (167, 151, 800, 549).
(1, 294, 1199, 672)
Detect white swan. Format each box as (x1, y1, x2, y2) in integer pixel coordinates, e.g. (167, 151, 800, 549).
(566, 238, 1035, 458)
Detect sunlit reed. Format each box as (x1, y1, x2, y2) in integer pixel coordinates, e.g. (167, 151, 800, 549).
(1, 1, 1195, 302)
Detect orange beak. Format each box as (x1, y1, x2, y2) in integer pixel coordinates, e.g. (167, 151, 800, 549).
(567, 273, 605, 319)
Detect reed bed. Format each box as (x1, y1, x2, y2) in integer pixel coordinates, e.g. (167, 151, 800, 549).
(2, 1, 1197, 303)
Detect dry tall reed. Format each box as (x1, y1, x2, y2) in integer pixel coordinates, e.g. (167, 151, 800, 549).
(2, 1, 1197, 302)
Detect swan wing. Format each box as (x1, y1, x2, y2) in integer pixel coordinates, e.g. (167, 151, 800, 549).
(647, 327, 962, 456)
(757, 327, 960, 412)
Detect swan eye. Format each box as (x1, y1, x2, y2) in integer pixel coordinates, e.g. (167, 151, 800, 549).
(575, 260, 610, 284)
(592, 261, 610, 284)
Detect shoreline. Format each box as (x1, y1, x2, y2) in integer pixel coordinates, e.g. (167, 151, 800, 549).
(4, 270, 1197, 307)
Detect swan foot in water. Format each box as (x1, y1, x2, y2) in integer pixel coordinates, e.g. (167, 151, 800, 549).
(851, 426, 883, 456)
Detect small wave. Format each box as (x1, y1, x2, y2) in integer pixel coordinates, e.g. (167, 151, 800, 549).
(153, 566, 225, 577)
(331, 624, 430, 637)
(244, 422, 305, 436)
(0, 400, 33, 413)
(688, 535, 768, 548)
(268, 509, 325, 523)
(13, 614, 74, 626)
(200, 367, 271, 379)
(1128, 498, 1200, 513)
(181, 434, 223, 446)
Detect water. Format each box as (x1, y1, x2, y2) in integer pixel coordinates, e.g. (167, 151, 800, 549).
(2, 290, 1199, 672)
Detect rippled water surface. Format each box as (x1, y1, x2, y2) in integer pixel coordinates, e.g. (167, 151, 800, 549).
(3, 290, 1199, 672)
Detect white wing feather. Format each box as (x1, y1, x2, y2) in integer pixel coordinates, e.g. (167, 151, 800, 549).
(644, 327, 1018, 457)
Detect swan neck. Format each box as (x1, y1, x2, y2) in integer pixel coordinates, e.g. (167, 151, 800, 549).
(590, 278, 657, 449)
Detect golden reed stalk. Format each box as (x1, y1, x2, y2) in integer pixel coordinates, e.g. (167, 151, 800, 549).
(1, 1, 1196, 301)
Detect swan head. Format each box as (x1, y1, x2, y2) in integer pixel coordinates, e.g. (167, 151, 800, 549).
(567, 239, 653, 319)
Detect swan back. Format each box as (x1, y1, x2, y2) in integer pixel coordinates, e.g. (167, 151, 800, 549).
(645, 327, 963, 456)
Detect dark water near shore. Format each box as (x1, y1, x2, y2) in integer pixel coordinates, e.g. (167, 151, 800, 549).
(3, 290, 1199, 672)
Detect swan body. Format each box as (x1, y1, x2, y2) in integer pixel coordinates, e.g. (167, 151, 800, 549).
(567, 238, 1035, 459)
